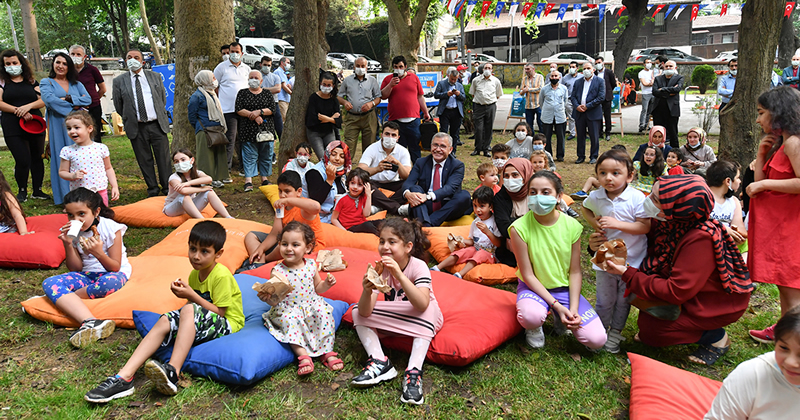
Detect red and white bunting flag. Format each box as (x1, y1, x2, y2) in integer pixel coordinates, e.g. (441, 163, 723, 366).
(544, 3, 556, 16)
(720, 4, 728, 16)
(651, 4, 665, 18)
(786, 2, 796, 17)
(481, 0, 491, 17)
(617, 5, 627, 17)
(521, 2, 534, 17)
(690, 4, 699, 20)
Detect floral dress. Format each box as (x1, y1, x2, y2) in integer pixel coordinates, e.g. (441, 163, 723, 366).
(262, 258, 335, 356)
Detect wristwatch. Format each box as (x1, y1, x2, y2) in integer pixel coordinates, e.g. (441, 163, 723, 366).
(260, 109, 264, 116)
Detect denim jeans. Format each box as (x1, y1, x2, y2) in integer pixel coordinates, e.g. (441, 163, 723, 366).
(242, 141, 273, 178)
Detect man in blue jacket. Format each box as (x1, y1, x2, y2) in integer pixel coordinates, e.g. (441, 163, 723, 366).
(783, 55, 800, 89)
(570, 62, 605, 164)
(718, 59, 737, 111)
(398, 133, 471, 227)
(433, 67, 466, 153)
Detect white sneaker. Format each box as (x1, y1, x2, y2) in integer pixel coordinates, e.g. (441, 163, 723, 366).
(603, 329, 626, 354)
(525, 327, 545, 349)
(453, 272, 462, 278)
(430, 266, 440, 272)
(371, 205, 381, 215)
(398, 204, 410, 217)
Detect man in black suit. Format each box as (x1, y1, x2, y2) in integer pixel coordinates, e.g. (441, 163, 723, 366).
(650, 60, 684, 148)
(570, 62, 606, 164)
(398, 132, 472, 227)
(594, 56, 617, 141)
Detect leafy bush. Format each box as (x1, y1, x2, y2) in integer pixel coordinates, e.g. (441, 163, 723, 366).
(774, 67, 783, 76)
(691, 64, 717, 94)
(624, 66, 644, 83)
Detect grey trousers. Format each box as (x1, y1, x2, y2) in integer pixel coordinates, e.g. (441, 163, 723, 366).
(565, 101, 576, 136)
(131, 121, 171, 196)
(639, 93, 653, 131)
(472, 102, 496, 151)
(594, 270, 631, 332)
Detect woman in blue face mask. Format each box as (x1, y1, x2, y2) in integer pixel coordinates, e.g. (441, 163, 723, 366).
(493, 158, 533, 267)
(508, 170, 608, 351)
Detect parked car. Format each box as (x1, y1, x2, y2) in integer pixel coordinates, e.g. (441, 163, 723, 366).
(540, 52, 594, 65)
(715, 50, 738, 62)
(117, 52, 156, 69)
(631, 48, 705, 63)
(417, 55, 441, 64)
(353, 53, 382, 72)
(239, 37, 294, 63)
(328, 52, 356, 69)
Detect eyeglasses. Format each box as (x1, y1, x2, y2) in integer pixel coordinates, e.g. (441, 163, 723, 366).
(431, 143, 449, 150)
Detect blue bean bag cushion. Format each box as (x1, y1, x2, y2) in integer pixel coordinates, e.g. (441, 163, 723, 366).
(132, 273, 351, 385)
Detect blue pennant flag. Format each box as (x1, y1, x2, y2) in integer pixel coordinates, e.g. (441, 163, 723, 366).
(495, 1, 505, 18)
(665, 4, 676, 18)
(534, 2, 546, 18)
(557, 3, 568, 21)
(598, 4, 606, 22)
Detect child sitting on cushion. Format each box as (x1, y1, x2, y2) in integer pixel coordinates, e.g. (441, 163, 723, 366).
(666, 149, 685, 175)
(475, 163, 500, 194)
(506, 121, 534, 159)
(163, 149, 233, 218)
(244, 171, 324, 266)
(331, 168, 381, 235)
(84, 220, 244, 403)
(432, 186, 502, 278)
(0, 170, 32, 235)
(282, 142, 314, 178)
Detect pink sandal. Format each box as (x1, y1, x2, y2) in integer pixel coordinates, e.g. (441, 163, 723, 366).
(297, 355, 314, 376)
(321, 352, 344, 371)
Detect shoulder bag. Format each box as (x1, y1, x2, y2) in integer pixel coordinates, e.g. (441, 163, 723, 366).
(199, 120, 228, 148)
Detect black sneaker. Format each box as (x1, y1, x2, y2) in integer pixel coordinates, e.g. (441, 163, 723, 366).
(351, 357, 397, 388)
(84, 375, 135, 403)
(31, 190, 50, 200)
(16, 190, 27, 203)
(401, 368, 424, 405)
(70, 319, 115, 348)
(144, 359, 179, 395)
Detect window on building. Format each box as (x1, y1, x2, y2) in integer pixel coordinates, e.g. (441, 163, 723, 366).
(722, 33, 735, 44)
(692, 33, 708, 45)
(654, 11, 667, 33)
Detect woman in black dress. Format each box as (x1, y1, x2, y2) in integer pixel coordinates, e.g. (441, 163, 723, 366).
(0, 49, 49, 202)
(235, 70, 277, 192)
(305, 71, 342, 161)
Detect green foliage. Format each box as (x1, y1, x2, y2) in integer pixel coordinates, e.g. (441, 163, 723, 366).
(774, 67, 784, 76)
(611, 16, 629, 35)
(624, 65, 644, 82)
(691, 64, 718, 94)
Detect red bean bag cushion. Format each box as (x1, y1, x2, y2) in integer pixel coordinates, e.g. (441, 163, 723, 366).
(628, 352, 722, 420)
(21, 255, 191, 328)
(424, 226, 518, 285)
(244, 247, 522, 366)
(113, 196, 219, 228)
(140, 218, 270, 273)
(0, 214, 68, 268)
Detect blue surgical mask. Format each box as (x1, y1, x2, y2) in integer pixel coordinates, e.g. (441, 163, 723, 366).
(528, 195, 558, 215)
(533, 144, 545, 151)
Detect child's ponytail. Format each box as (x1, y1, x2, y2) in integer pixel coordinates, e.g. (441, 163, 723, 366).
(379, 218, 430, 262)
(63, 187, 115, 220)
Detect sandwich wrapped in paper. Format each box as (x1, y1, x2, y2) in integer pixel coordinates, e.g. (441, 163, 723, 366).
(316, 249, 348, 271)
(447, 233, 466, 252)
(78, 226, 100, 252)
(252, 272, 294, 307)
(591, 238, 627, 271)
(365, 261, 391, 294)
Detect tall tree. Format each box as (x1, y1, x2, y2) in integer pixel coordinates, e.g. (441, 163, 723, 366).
(275, 0, 330, 168)
(98, 0, 132, 57)
(138, 0, 163, 64)
(611, 0, 648, 81)
(18, 0, 43, 71)
(778, 9, 800, 68)
(719, 0, 785, 170)
(381, 0, 433, 69)
(172, 0, 234, 150)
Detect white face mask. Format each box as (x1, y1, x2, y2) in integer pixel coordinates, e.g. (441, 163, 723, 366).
(261, 65, 271, 74)
(72, 56, 84, 66)
(127, 58, 143, 72)
(284, 63, 291, 71)
(354, 67, 366, 76)
(568, 67, 577, 75)
(794, 60, 800, 67)
(382, 136, 397, 150)
(730, 70, 737, 76)
(663, 69, 676, 77)
(515, 131, 527, 140)
(212, 79, 219, 89)
(229, 52, 242, 63)
(583, 69, 594, 79)
(504, 177, 523, 193)
(483, 69, 492, 77)
(5, 65, 22, 76)
(174, 161, 193, 174)
(595, 63, 604, 71)
(248, 79, 261, 89)
(645, 63, 652, 70)
(296, 155, 309, 166)
(394, 68, 404, 77)
(642, 197, 666, 221)
(493, 158, 507, 168)
(222, 54, 230, 62)
(320, 85, 333, 94)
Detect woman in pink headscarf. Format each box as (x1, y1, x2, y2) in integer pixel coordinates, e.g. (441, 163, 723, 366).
(633, 125, 672, 162)
(303, 140, 351, 223)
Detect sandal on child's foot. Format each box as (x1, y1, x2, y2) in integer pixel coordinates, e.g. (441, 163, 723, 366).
(688, 343, 730, 366)
(297, 355, 314, 376)
(322, 352, 344, 371)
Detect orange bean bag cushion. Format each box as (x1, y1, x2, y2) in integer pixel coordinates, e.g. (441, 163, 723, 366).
(113, 196, 219, 228)
(243, 246, 521, 367)
(424, 226, 518, 285)
(629, 352, 722, 420)
(0, 214, 68, 269)
(21, 255, 191, 328)
(140, 218, 270, 273)
(319, 223, 379, 252)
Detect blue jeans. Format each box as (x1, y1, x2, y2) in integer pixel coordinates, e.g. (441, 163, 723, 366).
(242, 141, 273, 178)
(395, 118, 421, 163)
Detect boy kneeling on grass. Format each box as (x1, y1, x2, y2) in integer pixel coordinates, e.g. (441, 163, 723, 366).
(84, 221, 244, 403)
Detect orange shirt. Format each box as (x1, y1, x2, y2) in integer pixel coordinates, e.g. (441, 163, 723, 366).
(283, 205, 326, 251)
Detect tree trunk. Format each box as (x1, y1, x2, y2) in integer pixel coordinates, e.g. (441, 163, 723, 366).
(139, 0, 163, 65)
(611, 0, 648, 81)
(719, 0, 785, 171)
(19, 0, 42, 71)
(777, 10, 800, 69)
(276, 0, 329, 169)
(173, 0, 235, 151)
(118, 2, 131, 54)
(382, 0, 433, 69)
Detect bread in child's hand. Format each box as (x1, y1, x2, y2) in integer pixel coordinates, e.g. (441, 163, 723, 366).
(374, 260, 384, 275)
(447, 233, 466, 252)
(316, 249, 348, 272)
(252, 272, 294, 306)
(591, 238, 628, 271)
(730, 224, 748, 239)
(78, 226, 101, 252)
(366, 263, 391, 293)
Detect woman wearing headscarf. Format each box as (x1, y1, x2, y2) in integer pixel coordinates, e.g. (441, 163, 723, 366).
(603, 175, 752, 366)
(494, 158, 534, 267)
(303, 140, 351, 223)
(632, 125, 672, 162)
(679, 127, 716, 174)
(188, 70, 229, 188)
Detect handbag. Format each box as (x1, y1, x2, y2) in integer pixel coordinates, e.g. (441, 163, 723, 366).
(199, 120, 228, 148)
(256, 125, 274, 142)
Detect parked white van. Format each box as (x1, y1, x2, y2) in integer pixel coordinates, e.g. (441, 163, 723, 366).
(239, 38, 294, 65)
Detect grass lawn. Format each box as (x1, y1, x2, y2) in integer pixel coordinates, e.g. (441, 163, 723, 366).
(0, 132, 780, 419)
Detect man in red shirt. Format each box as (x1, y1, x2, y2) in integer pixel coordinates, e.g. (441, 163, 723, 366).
(70, 44, 107, 142)
(380, 56, 431, 164)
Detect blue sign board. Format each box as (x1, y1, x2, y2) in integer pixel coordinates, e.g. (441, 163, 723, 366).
(151, 64, 176, 119)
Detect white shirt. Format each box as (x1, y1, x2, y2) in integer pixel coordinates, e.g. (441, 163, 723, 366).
(469, 75, 503, 105)
(59, 142, 110, 192)
(358, 141, 411, 183)
(638, 69, 654, 95)
(581, 77, 593, 106)
(583, 185, 648, 269)
(705, 352, 800, 420)
(469, 214, 501, 253)
(213, 60, 252, 113)
(129, 70, 157, 121)
(76, 217, 132, 277)
(427, 158, 446, 199)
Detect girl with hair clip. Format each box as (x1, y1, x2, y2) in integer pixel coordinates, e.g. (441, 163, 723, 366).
(305, 71, 342, 161)
(163, 148, 232, 219)
(747, 86, 800, 344)
(331, 167, 381, 235)
(42, 187, 132, 348)
(350, 219, 442, 405)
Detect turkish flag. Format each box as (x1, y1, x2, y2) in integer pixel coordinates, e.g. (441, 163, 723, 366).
(568, 22, 578, 37)
(544, 3, 555, 16)
(651, 4, 665, 18)
(786, 2, 796, 17)
(617, 6, 626, 17)
(586, 4, 597, 8)
(521, 2, 533, 17)
(690, 4, 699, 21)
(720, 4, 728, 16)
(481, 0, 491, 17)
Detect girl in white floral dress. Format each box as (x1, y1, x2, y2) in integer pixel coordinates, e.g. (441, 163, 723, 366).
(258, 221, 343, 376)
